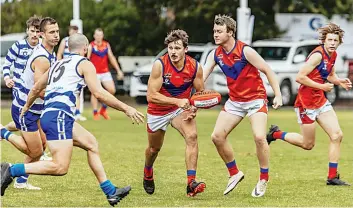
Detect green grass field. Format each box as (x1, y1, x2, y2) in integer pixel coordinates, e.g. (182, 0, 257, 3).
(1, 107, 353, 207)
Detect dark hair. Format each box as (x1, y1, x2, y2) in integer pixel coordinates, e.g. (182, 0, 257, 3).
(69, 25, 79, 31)
(39, 17, 57, 32)
(164, 29, 189, 47)
(26, 15, 41, 30)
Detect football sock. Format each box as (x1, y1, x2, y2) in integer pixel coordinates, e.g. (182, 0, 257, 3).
(328, 162, 338, 179)
(144, 165, 153, 179)
(273, 131, 287, 140)
(1, 128, 12, 140)
(187, 170, 196, 184)
(100, 180, 117, 196)
(16, 175, 29, 183)
(10, 163, 26, 177)
(260, 168, 269, 181)
(226, 160, 239, 176)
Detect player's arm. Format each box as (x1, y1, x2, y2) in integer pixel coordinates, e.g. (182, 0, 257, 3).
(56, 39, 66, 60)
(243, 46, 282, 108)
(32, 57, 51, 98)
(203, 49, 217, 82)
(86, 44, 92, 59)
(327, 66, 352, 90)
(107, 44, 124, 79)
(21, 70, 49, 116)
(296, 53, 333, 92)
(79, 60, 144, 124)
(2, 42, 19, 88)
(146, 60, 190, 110)
(193, 63, 205, 92)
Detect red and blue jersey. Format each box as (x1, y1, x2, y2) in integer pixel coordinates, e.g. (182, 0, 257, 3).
(90, 40, 109, 74)
(147, 54, 198, 115)
(214, 40, 266, 102)
(295, 45, 337, 109)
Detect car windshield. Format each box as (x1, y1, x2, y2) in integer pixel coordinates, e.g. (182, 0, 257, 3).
(155, 48, 203, 62)
(1, 40, 16, 57)
(253, 47, 290, 61)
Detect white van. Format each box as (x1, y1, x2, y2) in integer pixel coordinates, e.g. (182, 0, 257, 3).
(252, 38, 347, 105)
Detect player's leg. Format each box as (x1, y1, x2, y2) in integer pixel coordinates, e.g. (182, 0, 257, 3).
(143, 130, 165, 195)
(74, 95, 86, 121)
(37, 120, 52, 161)
(99, 73, 116, 120)
(4, 121, 18, 132)
(248, 111, 269, 197)
(143, 112, 169, 195)
(6, 105, 44, 189)
(1, 110, 75, 196)
(317, 110, 350, 186)
(91, 75, 101, 120)
(72, 122, 131, 205)
(0, 139, 72, 196)
(1, 124, 30, 155)
(267, 107, 317, 150)
(91, 94, 100, 120)
(211, 103, 245, 195)
(171, 110, 205, 197)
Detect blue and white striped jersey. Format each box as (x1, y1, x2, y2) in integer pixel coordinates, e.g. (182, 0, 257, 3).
(63, 36, 71, 58)
(2, 39, 39, 91)
(12, 44, 56, 114)
(42, 54, 87, 118)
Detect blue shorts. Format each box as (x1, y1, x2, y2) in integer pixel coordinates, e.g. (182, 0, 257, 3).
(40, 111, 74, 141)
(11, 104, 40, 132)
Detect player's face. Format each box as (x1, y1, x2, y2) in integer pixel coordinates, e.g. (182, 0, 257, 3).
(94, 31, 104, 42)
(324, 33, 340, 54)
(42, 23, 60, 47)
(167, 40, 187, 63)
(26, 26, 40, 43)
(213, 24, 231, 45)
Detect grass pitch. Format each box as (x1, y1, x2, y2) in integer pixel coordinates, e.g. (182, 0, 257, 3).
(1, 107, 353, 207)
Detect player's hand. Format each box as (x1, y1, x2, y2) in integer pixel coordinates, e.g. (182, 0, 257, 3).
(183, 106, 198, 121)
(116, 70, 124, 80)
(272, 96, 283, 109)
(176, 99, 191, 110)
(321, 83, 334, 92)
(339, 78, 352, 91)
(125, 106, 145, 124)
(20, 105, 29, 118)
(4, 77, 14, 88)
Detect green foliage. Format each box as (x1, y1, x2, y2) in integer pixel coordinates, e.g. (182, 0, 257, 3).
(1, 0, 353, 55)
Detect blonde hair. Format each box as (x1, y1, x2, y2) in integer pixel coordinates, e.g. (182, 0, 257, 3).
(164, 29, 189, 47)
(214, 14, 236, 37)
(318, 23, 345, 44)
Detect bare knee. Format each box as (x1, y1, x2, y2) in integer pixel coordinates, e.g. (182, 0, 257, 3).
(52, 163, 69, 176)
(185, 132, 198, 147)
(211, 132, 226, 146)
(86, 136, 99, 153)
(254, 134, 267, 146)
(28, 147, 43, 159)
(330, 130, 343, 143)
(302, 142, 315, 150)
(148, 146, 161, 156)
